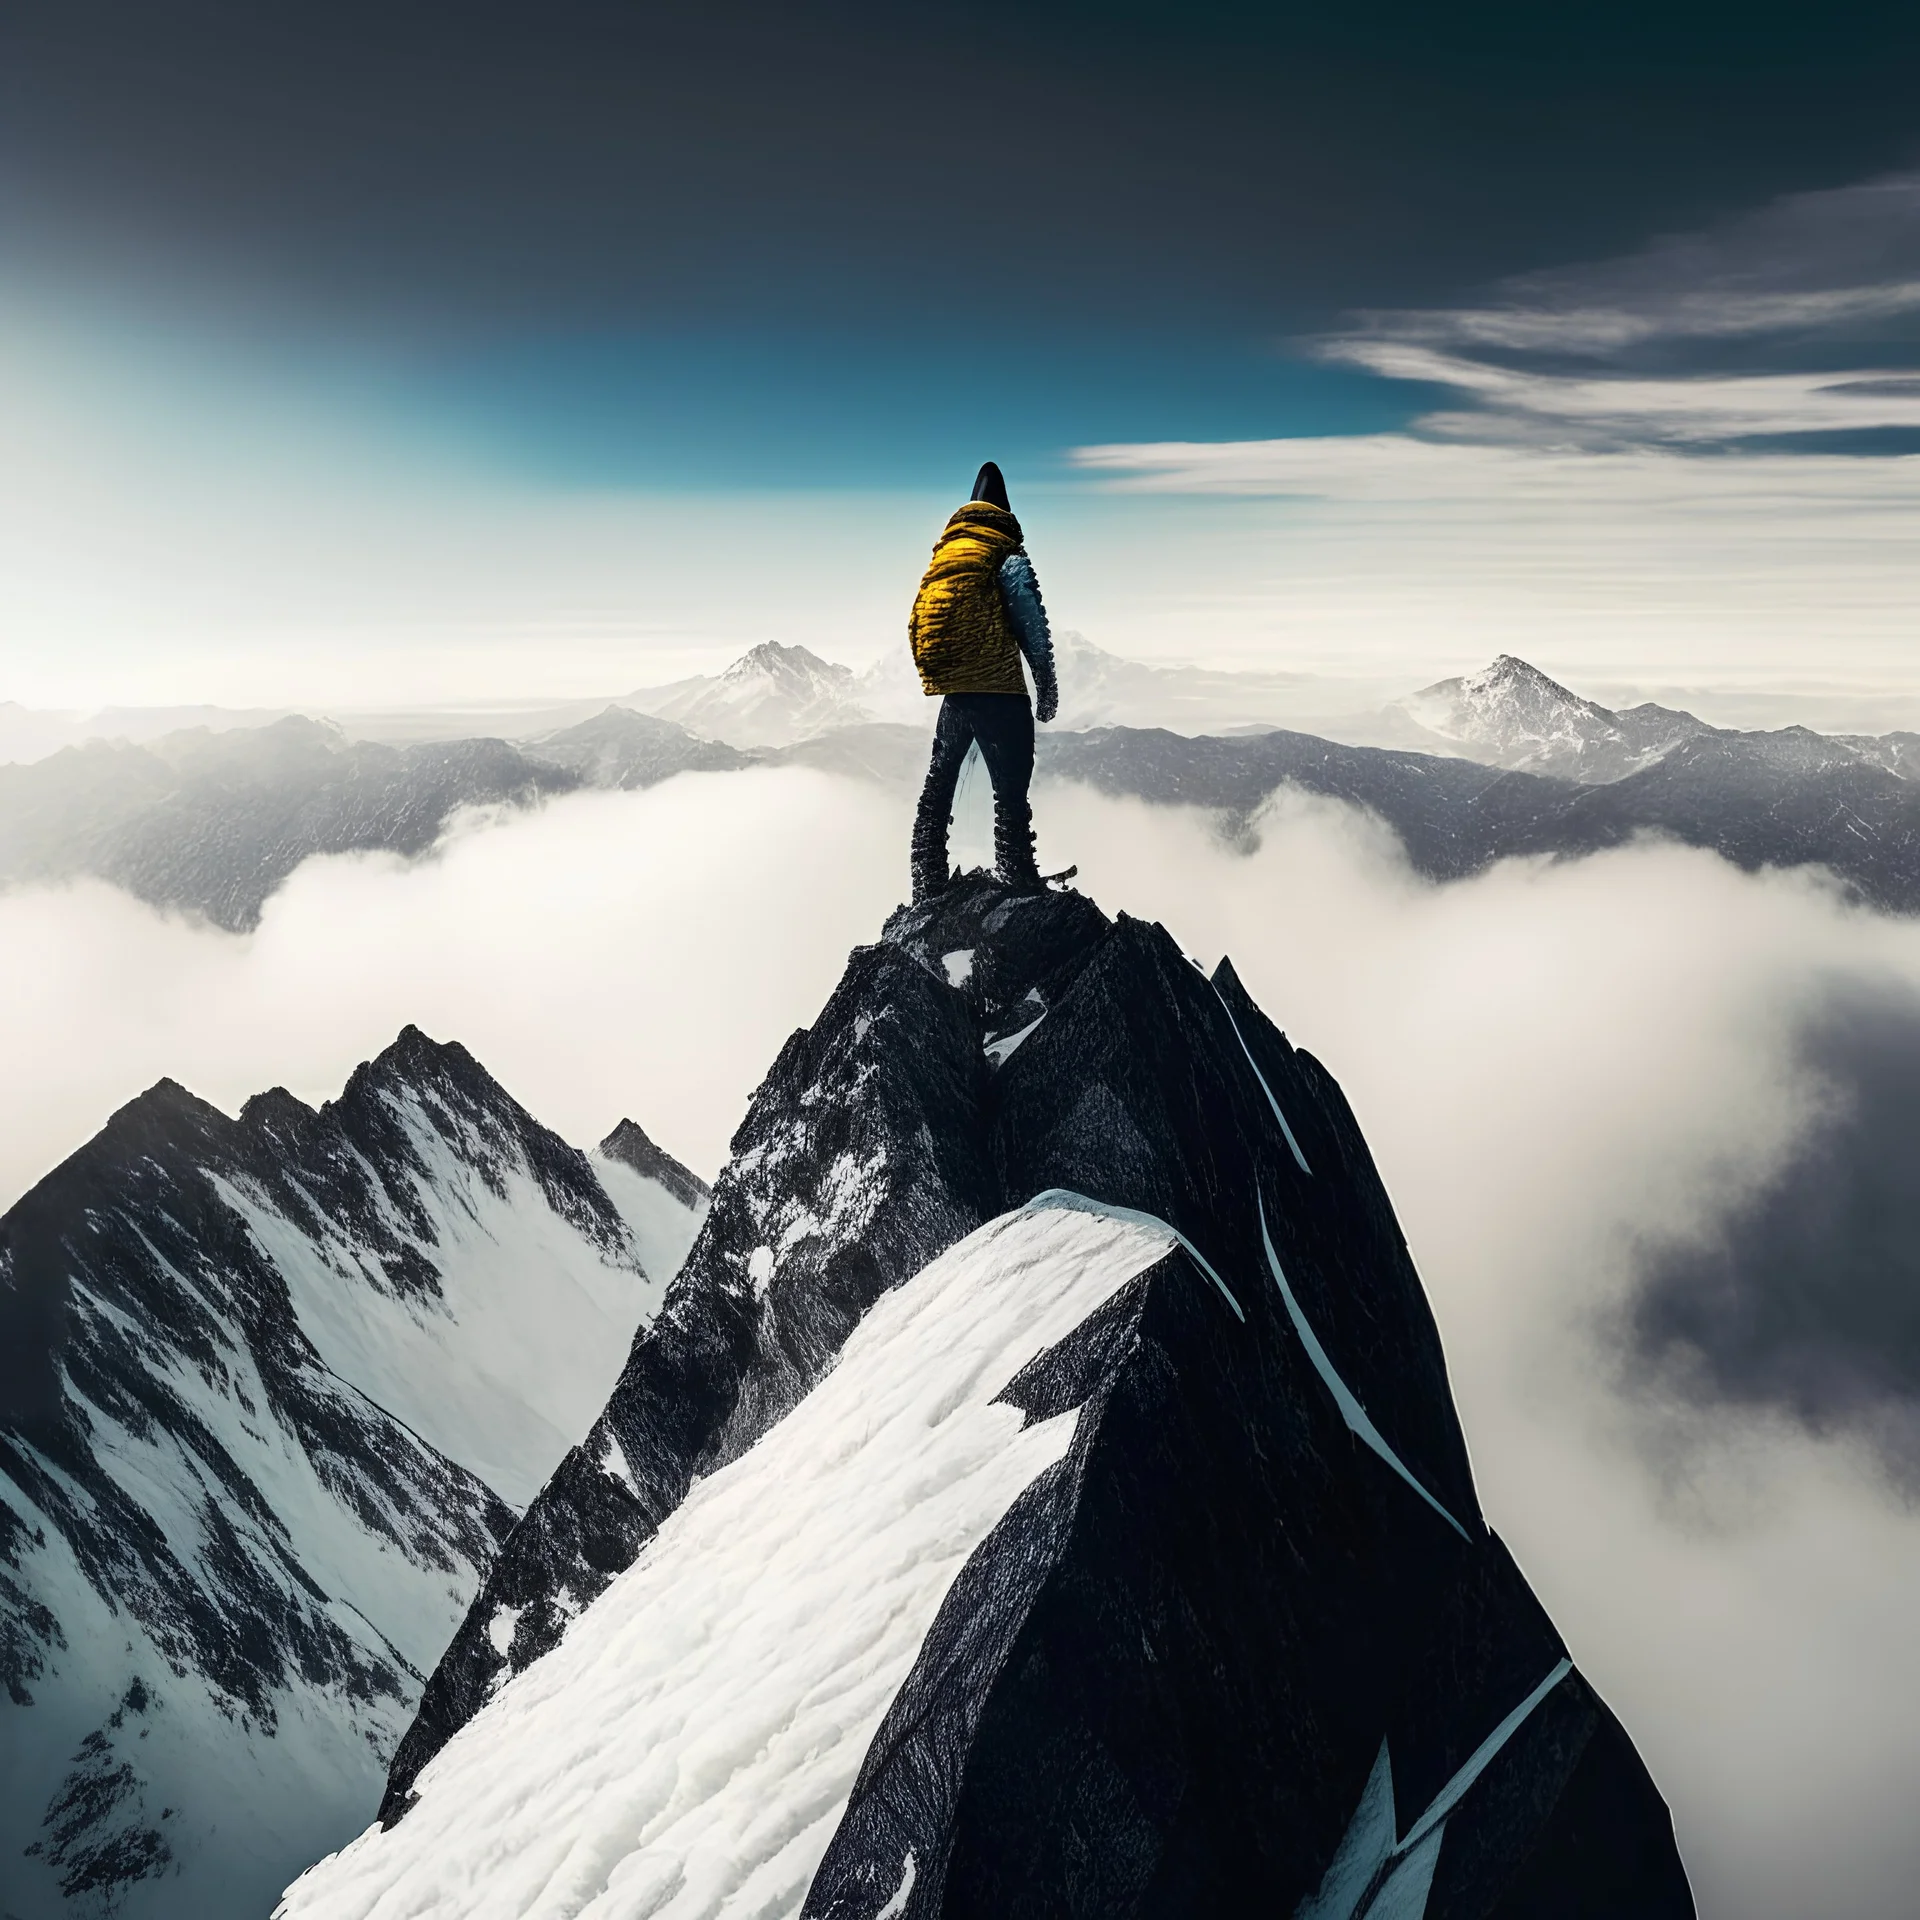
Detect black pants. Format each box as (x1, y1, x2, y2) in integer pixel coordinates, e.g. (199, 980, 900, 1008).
(911, 692, 1036, 882)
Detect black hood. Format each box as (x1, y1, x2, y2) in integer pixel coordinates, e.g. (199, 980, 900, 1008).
(970, 461, 1010, 511)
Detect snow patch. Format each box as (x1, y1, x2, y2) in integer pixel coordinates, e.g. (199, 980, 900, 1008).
(216, 1116, 675, 1507)
(875, 1849, 917, 1919)
(1024, 1188, 1243, 1322)
(598, 1427, 639, 1494)
(940, 948, 975, 988)
(1258, 1192, 1468, 1541)
(486, 1606, 525, 1659)
(748, 1245, 776, 1295)
(984, 1011, 1046, 1067)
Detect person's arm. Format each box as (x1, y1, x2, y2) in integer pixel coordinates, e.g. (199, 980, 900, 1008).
(998, 551, 1058, 722)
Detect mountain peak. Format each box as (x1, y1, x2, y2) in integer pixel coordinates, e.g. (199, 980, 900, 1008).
(238, 1084, 320, 1146)
(720, 640, 855, 688)
(90, 1077, 235, 1161)
(523, 705, 750, 789)
(1400, 655, 1707, 783)
(635, 640, 872, 748)
(337, 881, 1690, 1918)
(357, 1022, 479, 1089)
(598, 1118, 710, 1209)
(1453, 653, 1606, 715)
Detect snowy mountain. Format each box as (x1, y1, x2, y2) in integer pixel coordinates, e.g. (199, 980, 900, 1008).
(1395, 656, 1710, 782)
(624, 643, 875, 748)
(283, 877, 1693, 1917)
(0, 1031, 705, 1920)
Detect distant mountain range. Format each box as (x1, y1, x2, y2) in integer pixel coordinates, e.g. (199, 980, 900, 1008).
(0, 1029, 705, 1919)
(1042, 721, 1920, 911)
(6, 650, 1920, 927)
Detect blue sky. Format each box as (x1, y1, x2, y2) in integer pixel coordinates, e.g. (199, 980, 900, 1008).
(2, 1, 1919, 704)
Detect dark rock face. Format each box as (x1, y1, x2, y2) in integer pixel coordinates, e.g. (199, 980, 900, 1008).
(598, 1117, 711, 1210)
(384, 875, 1692, 1915)
(1042, 722, 1920, 911)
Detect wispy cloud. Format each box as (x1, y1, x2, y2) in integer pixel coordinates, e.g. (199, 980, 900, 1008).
(1316, 171, 1920, 449)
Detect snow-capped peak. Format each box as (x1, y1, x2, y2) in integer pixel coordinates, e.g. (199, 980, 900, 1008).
(1397, 654, 1708, 782)
(630, 642, 874, 748)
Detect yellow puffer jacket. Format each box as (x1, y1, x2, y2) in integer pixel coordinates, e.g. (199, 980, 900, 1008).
(908, 501, 1028, 696)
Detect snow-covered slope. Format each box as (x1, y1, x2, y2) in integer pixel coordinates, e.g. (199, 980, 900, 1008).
(1395, 655, 1708, 782)
(279, 1202, 1175, 1919)
(0, 1031, 705, 1920)
(295, 877, 1693, 1917)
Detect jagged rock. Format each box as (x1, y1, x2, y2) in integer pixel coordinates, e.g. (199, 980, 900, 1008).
(294, 877, 1690, 1918)
(0, 1030, 703, 1920)
(598, 1118, 711, 1212)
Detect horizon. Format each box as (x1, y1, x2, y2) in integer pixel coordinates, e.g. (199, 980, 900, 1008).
(10, 637, 1920, 750)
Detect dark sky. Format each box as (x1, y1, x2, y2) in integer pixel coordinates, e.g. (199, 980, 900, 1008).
(4, 0, 1920, 481)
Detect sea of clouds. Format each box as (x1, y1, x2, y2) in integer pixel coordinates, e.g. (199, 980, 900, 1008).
(5, 764, 1919, 1918)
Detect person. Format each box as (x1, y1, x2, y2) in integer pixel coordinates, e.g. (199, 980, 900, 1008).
(906, 461, 1059, 902)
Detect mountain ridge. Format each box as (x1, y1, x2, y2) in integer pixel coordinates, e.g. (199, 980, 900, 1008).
(0, 1030, 705, 1920)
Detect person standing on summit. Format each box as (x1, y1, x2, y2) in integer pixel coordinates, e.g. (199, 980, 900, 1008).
(907, 461, 1059, 902)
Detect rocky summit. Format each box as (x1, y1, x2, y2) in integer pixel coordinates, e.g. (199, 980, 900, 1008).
(286, 875, 1692, 1920)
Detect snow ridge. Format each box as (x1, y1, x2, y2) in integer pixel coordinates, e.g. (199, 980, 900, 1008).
(277, 1207, 1176, 1920)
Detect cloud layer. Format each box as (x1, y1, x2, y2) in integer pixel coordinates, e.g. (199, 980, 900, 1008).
(1629, 977, 1920, 1481)
(6, 770, 1920, 1916)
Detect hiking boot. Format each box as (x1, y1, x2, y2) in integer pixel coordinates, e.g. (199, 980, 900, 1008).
(993, 809, 1043, 892)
